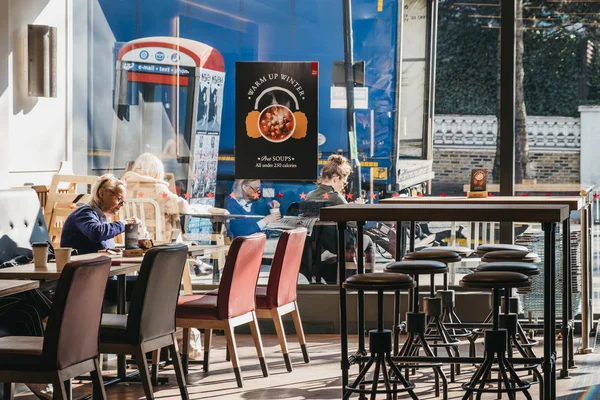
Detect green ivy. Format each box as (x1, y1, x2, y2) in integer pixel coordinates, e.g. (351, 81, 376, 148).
(435, 3, 596, 117)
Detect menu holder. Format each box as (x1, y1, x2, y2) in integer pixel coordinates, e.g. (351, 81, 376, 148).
(123, 248, 144, 257)
(467, 168, 488, 198)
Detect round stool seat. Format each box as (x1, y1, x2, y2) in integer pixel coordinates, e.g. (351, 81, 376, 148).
(385, 260, 448, 275)
(403, 250, 461, 264)
(420, 246, 473, 258)
(476, 243, 529, 254)
(476, 262, 540, 276)
(481, 250, 540, 263)
(343, 272, 416, 290)
(460, 271, 531, 289)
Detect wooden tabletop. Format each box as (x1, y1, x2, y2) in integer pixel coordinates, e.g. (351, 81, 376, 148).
(0, 280, 39, 297)
(320, 203, 570, 223)
(182, 213, 263, 220)
(113, 244, 229, 262)
(380, 196, 584, 211)
(461, 183, 595, 195)
(0, 254, 141, 281)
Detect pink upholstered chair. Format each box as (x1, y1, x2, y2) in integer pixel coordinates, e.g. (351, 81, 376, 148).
(176, 233, 267, 388)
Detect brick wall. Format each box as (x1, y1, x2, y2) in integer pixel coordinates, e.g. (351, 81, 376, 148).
(432, 148, 580, 195)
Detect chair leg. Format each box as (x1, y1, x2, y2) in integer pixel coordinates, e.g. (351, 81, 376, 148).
(249, 311, 269, 378)
(151, 349, 159, 385)
(203, 328, 213, 372)
(224, 321, 244, 388)
(291, 301, 310, 364)
(271, 307, 292, 372)
(169, 333, 190, 400)
(2, 382, 13, 400)
(91, 357, 107, 400)
(182, 327, 190, 375)
(52, 376, 68, 400)
(135, 347, 155, 400)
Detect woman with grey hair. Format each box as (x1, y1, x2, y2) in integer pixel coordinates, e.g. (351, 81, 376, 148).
(60, 174, 127, 254)
(121, 152, 189, 240)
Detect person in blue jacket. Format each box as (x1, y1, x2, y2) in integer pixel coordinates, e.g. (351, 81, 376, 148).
(60, 173, 136, 304)
(61, 174, 127, 254)
(226, 179, 280, 237)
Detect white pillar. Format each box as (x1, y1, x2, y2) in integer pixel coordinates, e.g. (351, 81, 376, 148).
(0, 0, 10, 187)
(579, 105, 600, 186)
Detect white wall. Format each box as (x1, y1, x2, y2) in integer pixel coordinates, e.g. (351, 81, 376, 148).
(0, 0, 68, 188)
(0, 0, 10, 185)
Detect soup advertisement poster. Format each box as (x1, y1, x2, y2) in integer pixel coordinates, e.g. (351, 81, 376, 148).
(235, 62, 318, 180)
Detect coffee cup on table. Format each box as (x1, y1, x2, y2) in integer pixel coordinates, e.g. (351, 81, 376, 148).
(32, 242, 49, 268)
(55, 247, 73, 271)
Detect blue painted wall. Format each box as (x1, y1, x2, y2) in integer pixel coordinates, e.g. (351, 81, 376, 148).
(95, 0, 398, 200)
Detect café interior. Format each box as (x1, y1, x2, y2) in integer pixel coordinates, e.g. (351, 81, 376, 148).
(1, 0, 600, 399)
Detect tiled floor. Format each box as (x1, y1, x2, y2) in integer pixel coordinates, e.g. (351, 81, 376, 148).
(14, 333, 600, 399)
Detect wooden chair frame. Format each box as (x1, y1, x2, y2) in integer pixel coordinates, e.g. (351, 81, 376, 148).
(1, 357, 106, 400)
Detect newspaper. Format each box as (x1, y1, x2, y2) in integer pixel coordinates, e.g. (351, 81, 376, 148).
(265, 216, 318, 236)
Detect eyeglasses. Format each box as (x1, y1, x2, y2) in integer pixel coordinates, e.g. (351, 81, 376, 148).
(245, 185, 261, 194)
(107, 188, 125, 206)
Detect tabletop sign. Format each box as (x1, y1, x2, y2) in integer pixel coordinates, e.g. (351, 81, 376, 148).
(468, 168, 488, 198)
(235, 62, 318, 180)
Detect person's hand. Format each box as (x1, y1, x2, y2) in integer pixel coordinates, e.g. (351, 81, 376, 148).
(263, 213, 281, 224)
(270, 200, 281, 208)
(126, 217, 142, 225)
(352, 198, 365, 204)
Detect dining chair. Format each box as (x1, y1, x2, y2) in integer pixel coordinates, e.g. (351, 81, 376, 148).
(204, 228, 310, 371)
(44, 174, 99, 245)
(255, 228, 310, 371)
(119, 198, 165, 241)
(0, 256, 112, 400)
(176, 233, 267, 388)
(98, 244, 189, 400)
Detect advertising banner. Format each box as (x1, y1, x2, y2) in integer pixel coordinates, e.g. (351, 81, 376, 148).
(235, 62, 318, 180)
(189, 69, 225, 205)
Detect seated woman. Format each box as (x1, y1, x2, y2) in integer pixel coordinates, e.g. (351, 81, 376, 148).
(306, 154, 375, 277)
(225, 179, 280, 237)
(60, 174, 134, 303)
(121, 152, 190, 241)
(61, 174, 126, 254)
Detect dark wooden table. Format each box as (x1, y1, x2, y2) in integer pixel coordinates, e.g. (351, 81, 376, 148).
(0, 280, 39, 297)
(381, 195, 586, 377)
(321, 203, 570, 400)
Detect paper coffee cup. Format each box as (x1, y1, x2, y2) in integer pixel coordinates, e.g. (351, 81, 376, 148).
(32, 242, 48, 268)
(270, 208, 280, 216)
(55, 248, 72, 271)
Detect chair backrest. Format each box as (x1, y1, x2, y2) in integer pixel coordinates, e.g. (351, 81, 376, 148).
(42, 256, 111, 369)
(0, 188, 50, 253)
(126, 244, 188, 343)
(119, 198, 165, 241)
(266, 228, 308, 307)
(216, 233, 266, 319)
(286, 200, 331, 218)
(44, 174, 99, 245)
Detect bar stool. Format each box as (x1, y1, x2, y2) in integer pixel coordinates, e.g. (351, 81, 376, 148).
(474, 251, 542, 344)
(459, 271, 533, 400)
(385, 260, 449, 399)
(420, 246, 474, 258)
(404, 250, 467, 378)
(342, 273, 418, 400)
(475, 243, 529, 256)
(481, 250, 541, 264)
(476, 262, 543, 384)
